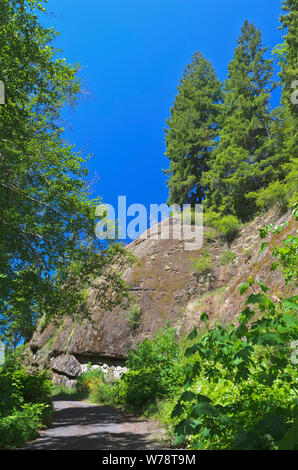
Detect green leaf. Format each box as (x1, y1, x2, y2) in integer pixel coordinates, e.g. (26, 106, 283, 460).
(175, 419, 194, 436)
(185, 344, 201, 357)
(254, 333, 283, 346)
(239, 282, 248, 295)
(171, 402, 185, 418)
(191, 439, 204, 450)
(187, 326, 198, 340)
(174, 434, 185, 446)
(200, 312, 209, 323)
(192, 401, 218, 417)
(196, 394, 212, 403)
(180, 390, 197, 402)
(281, 297, 298, 313)
(258, 281, 269, 292)
(260, 241, 267, 254)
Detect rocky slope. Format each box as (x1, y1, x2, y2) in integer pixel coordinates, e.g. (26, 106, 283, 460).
(27, 208, 297, 386)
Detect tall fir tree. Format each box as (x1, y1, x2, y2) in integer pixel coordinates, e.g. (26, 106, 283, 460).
(278, 0, 298, 113)
(252, 0, 298, 211)
(203, 21, 276, 220)
(164, 52, 222, 206)
(275, 0, 298, 204)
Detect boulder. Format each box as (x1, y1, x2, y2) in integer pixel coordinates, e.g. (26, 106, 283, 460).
(50, 354, 82, 378)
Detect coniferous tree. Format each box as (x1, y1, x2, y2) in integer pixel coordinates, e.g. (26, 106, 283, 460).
(278, 0, 298, 112)
(203, 21, 276, 220)
(251, 0, 298, 210)
(164, 52, 222, 206)
(275, 0, 298, 202)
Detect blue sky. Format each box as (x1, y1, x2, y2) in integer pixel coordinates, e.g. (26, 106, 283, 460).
(41, 0, 284, 227)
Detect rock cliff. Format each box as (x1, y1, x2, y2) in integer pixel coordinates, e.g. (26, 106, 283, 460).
(27, 208, 297, 386)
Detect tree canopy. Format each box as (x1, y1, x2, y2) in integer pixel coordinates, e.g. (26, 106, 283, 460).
(164, 52, 222, 206)
(0, 0, 130, 347)
(164, 8, 297, 221)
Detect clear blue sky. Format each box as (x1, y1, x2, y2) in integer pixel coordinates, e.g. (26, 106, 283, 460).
(41, 0, 283, 219)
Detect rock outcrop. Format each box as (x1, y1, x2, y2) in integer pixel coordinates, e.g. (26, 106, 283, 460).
(27, 208, 297, 386)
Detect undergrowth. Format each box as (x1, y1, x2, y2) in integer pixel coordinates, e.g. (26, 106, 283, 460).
(0, 356, 53, 449)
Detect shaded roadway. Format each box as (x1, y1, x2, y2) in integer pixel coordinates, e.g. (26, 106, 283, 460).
(23, 400, 167, 450)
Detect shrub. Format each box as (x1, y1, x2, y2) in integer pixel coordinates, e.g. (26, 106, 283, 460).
(248, 180, 289, 212)
(76, 365, 103, 396)
(214, 215, 240, 241)
(171, 210, 298, 450)
(128, 300, 141, 331)
(0, 364, 53, 448)
(127, 325, 179, 370)
(220, 250, 236, 265)
(121, 326, 184, 409)
(119, 368, 161, 407)
(204, 228, 218, 242)
(0, 366, 52, 418)
(94, 326, 184, 411)
(191, 250, 211, 274)
(74, 327, 184, 410)
(204, 210, 240, 241)
(76, 365, 117, 403)
(0, 403, 49, 449)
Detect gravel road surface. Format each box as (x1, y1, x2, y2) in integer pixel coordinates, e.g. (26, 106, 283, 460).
(23, 400, 166, 450)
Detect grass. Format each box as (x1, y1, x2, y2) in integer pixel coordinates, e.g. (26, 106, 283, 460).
(191, 250, 212, 274)
(51, 385, 86, 401)
(128, 300, 141, 331)
(204, 228, 218, 242)
(220, 250, 236, 265)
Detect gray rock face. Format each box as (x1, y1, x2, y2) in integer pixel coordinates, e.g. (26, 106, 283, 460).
(30, 218, 203, 365)
(49, 355, 129, 388)
(52, 373, 77, 389)
(50, 354, 82, 378)
(78, 362, 128, 383)
(27, 210, 297, 389)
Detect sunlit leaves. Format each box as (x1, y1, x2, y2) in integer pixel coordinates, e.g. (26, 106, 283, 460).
(172, 211, 298, 449)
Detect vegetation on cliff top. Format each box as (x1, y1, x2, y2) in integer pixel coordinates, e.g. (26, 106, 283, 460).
(164, 0, 297, 222)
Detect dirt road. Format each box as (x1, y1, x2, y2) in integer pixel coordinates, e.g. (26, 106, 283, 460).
(23, 400, 167, 450)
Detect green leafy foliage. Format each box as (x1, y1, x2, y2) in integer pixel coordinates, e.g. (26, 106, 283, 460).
(191, 250, 211, 274)
(0, 403, 49, 449)
(171, 210, 298, 449)
(117, 326, 184, 409)
(220, 250, 236, 266)
(248, 180, 289, 212)
(128, 300, 141, 332)
(80, 326, 184, 412)
(0, 0, 132, 347)
(0, 359, 53, 448)
(76, 366, 116, 403)
(204, 211, 240, 241)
